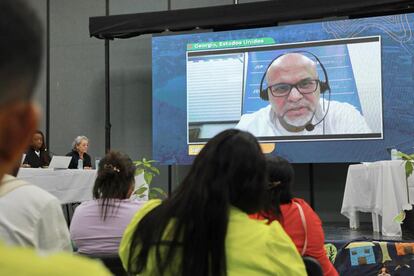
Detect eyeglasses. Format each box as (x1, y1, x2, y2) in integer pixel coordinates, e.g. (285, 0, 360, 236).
(268, 79, 320, 97)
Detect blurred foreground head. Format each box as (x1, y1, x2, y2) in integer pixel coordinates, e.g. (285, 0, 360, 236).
(0, 0, 43, 179)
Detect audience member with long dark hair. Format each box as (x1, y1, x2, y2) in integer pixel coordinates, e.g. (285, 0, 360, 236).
(22, 130, 51, 168)
(119, 129, 305, 275)
(70, 151, 144, 255)
(250, 156, 338, 276)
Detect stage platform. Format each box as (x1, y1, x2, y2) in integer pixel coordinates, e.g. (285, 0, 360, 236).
(324, 222, 414, 241)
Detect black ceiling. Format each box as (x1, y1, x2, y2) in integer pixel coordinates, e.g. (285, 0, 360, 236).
(89, 0, 414, 39)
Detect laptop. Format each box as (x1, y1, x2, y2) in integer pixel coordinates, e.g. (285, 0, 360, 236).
(48, 156, 72, 169)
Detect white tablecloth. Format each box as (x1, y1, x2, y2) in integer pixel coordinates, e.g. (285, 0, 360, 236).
(341, 160, 414, 236)
(17, 168, 146, 204)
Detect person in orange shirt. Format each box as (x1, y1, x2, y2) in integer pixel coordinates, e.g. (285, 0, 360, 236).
(251, 156, 338, 276)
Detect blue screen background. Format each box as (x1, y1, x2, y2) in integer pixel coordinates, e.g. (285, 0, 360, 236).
(153, 14, 414, 164)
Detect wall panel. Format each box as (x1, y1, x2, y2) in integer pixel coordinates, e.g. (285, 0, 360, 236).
(49, 0, 105, 160)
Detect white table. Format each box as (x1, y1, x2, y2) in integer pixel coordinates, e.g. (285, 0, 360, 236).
(341, 160, 414, 236)
(17, 168, 146, 204)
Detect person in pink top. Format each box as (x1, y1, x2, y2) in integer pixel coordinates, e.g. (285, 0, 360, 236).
(70, 151, 145, 255)
(251, 156, 338, 276)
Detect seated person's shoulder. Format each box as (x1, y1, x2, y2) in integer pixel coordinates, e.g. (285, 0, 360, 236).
(122, 199, 162, 232)
(291, 197, 323, 225)
(328, 101, 364, 119)
(0, 244, 110, 276)
(330, 100, 359, 111)
(1, 177, 60, 208)
(119, 199, 162, 263)
(130, 199, 162, 221)
(228, 207, 285, 238)
(291, 197, 311, 208)
(236, 105, 271, 127)
(227, 208, 305, 273)
(18, 183, 56, 199)
(230, 208, 296, 244)
(124, 198, 147, 209)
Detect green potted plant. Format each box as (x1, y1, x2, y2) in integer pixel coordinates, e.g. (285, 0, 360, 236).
(133, 158, 167, 200)
(397, 151, 414, 179)
(395, 151, 414, 230)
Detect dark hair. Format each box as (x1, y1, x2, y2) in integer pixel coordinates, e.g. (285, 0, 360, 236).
(128, 129, 267, 276)
(93, 151, 136, 220)
(262, 156, 294, 219)
(33, 130, 50, 166)
(0, 0, 43, 105)
(33, 130, 46, 151)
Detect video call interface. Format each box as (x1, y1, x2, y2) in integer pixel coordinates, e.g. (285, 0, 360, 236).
(187, 36, 383, 143)
(152, 13, 414, 164)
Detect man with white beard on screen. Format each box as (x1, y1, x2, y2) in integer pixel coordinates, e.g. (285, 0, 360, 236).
(236, 52, 371, 137)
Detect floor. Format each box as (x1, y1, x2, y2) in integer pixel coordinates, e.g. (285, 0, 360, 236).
(323, 222, 414, 242)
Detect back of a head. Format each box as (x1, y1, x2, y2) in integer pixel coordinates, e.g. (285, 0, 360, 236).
(263, 156, 294, 218)
(0, 0, 43, 105)
(0, 0, 43, 179)
(129, 129, 267, 276)
(183, 128, 267, 213)
(93, 151, 136, 220)
(268, 155, 294, 187)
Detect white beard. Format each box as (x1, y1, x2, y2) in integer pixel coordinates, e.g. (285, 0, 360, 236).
(282, 111, 314, 128)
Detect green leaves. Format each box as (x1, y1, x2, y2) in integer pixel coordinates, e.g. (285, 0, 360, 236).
(397, 151, 414, 178)
(135, 168, 144, 176)
(397, 151, 413, 161)
(151, 187, 167, 197)
(134, 185, 148, 195)
(133, 157, 166, 200)
(405, 160, 414, 178)
(149, 166, 160, 175)
(144, 171, 153, 185)
(148, 188, 167, 199)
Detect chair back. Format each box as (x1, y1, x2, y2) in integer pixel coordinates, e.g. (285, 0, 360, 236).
(81, 253, 127, 276)
(303, 256, 323, 276)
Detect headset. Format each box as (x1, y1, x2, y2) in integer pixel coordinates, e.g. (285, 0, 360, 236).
(258, 50, 331, 131)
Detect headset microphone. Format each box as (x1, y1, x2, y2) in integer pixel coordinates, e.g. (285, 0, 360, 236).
(305, 124, 314, 131)
(304, 94, 331, 132)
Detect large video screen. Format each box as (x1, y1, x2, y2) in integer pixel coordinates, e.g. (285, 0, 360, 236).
(153, 13, 414, 165)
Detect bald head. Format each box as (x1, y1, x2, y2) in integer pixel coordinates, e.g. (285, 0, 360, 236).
(266, 53, 318, 86)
